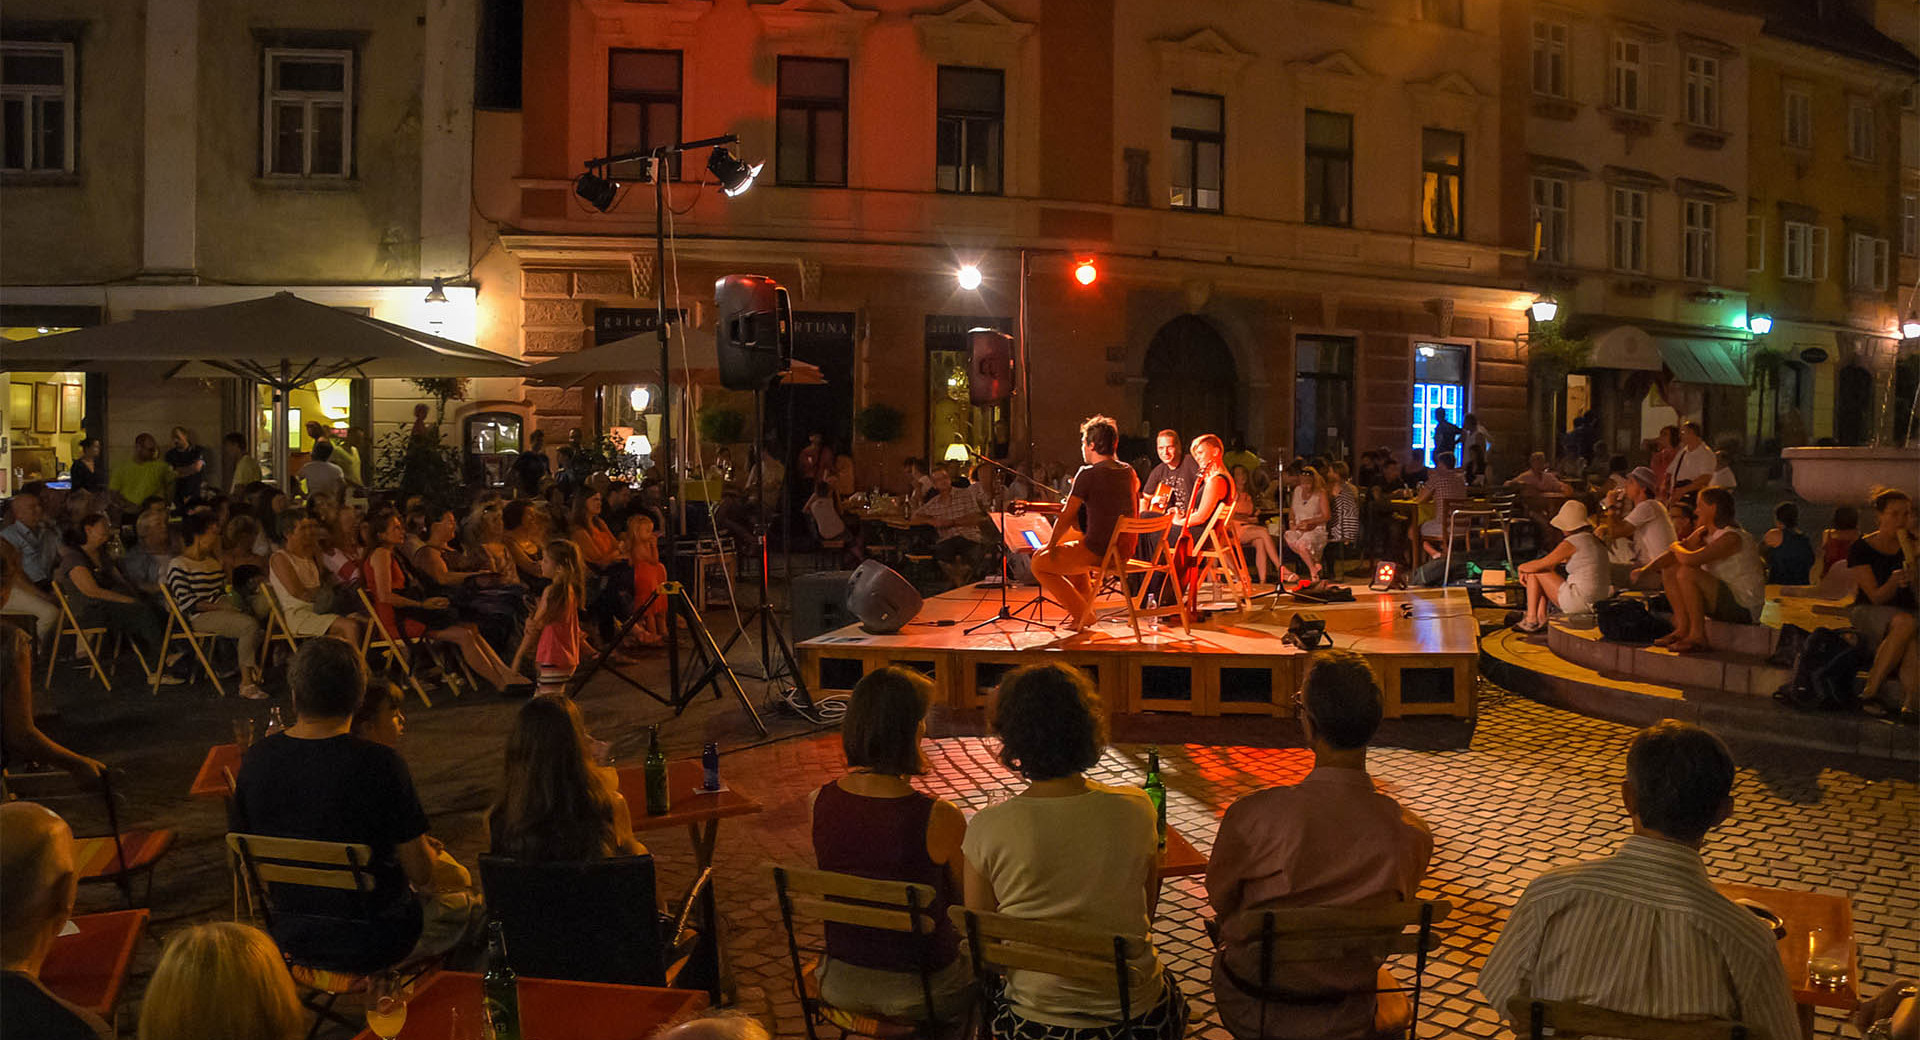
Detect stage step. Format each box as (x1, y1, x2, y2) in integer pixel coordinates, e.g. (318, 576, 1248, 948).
(1482, 628, 1915, 762)
(1547, 621, 1790, 698)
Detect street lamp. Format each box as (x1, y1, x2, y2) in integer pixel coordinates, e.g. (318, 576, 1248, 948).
(1528, 295, 1558, 322)
(956, 264, 983, 291)
(1902, 310, 1920, 340)
(1748, 313, 1773, 335)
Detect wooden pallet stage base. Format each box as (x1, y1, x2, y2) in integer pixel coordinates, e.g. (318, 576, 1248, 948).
(795, 582, 1481, 721)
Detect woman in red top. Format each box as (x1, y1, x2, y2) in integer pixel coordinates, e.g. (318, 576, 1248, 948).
(569, 489, 634, 640)
(810, 666, 971, 1022)
(365, 506, 527, 694)
(623, 513, 669, 645)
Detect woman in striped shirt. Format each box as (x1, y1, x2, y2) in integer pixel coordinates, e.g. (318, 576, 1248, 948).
(164, 513, 267, 700)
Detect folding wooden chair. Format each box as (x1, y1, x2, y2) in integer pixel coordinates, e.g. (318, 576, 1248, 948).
(772, 865, 954, 1040)
(258, 582, 309, 672)
(2, 770, 174, 909)
(1089, 515, 1190, 638)
(46, 583, 124, 691)
(157, 585, 228, 697)
(227, 833, 441, 1040)
(950, 906, 1156, 1038)
(1218, 899, 1452, 1040)
(1189, 503, 1254, 612)
(1508, 996, 1748, 1040)
(356, 587, 433, 708)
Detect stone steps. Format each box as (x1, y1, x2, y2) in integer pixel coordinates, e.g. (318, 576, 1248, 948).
(1547, 620, 1789, 698)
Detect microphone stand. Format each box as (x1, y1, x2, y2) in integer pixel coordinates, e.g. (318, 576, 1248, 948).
(963, 449, 1058, 634)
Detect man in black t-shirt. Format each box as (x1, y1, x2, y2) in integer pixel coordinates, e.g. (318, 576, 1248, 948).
(231, 638, 478, 972)
(1140, 429, 1200, 516)
(163, 426, 209, 512)
(1, 802, 112, 1040)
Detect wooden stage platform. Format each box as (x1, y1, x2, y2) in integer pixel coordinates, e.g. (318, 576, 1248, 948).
(796, 582, 1482, 720)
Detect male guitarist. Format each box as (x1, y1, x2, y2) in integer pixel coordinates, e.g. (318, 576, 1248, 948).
(1030, 415, 1139, 631)
(1141, 428, 1199, 515)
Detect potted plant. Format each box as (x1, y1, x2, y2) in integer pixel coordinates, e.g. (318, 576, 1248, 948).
(854, 403, 904, 445)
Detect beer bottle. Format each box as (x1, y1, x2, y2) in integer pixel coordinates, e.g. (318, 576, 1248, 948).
(644, 726, 671, 816)
(481, 920, 521, 1040)
(1144, 746, 1167, 849)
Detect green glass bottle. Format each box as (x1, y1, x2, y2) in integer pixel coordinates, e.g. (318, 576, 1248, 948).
(644, 725, 671, 816)
(481, 920, 521, 1040)
(1144, 746, 1167, 849)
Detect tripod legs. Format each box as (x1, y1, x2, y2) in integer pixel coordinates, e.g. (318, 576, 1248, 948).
(568, 581, 769, 737)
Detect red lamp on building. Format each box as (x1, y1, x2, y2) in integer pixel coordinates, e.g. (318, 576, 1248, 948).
(1073, 258, 1098, 286)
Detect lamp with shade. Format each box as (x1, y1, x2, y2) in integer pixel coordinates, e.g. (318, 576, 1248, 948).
(944, 441, 971, 463)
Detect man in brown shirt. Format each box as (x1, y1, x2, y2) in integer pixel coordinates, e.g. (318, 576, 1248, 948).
(1205, 650, 1433, 1040)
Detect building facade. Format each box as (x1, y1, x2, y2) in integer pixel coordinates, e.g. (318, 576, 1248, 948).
(0, 0, 482, 490)
(473, 0, 1538, 488)
(1742, 0, 1915, 450)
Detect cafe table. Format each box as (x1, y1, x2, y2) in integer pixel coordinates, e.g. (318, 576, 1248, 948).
(349, 971, 707, 1040)
(1717, 882, 1859, 1040)
(190, 742, 244, 799)
(41, 909, 148, 1028)
(1157, 825, 1208, 878)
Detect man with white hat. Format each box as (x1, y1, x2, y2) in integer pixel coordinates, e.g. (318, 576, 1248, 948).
(1598, 466, 1677, 591)
(1514, 500, 1613, 634)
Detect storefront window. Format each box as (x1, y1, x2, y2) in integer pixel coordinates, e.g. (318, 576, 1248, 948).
(3, 363, 86, 491)
(464, 412, 523, 487)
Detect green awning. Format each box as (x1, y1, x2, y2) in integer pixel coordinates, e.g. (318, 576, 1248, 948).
(1657, 338, 1746, 386)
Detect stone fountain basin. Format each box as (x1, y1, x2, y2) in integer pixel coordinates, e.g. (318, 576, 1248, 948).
(1781, 446, 1920, 504)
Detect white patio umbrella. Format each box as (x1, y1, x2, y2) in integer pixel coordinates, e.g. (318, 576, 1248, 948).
(1, 292, 527, 482)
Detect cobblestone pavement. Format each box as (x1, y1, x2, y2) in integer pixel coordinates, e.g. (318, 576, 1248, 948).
(659, 684, 1918, 1040)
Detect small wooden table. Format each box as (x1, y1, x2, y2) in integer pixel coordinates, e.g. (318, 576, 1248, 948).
(190, 742, 244, 799)
(41, 909, 148, 1027)
(617, 759, 763, 872)
(349, 970, 707, 1040)
(1717, 882, 1859, 1039)
(1157, 825, 1208, 878)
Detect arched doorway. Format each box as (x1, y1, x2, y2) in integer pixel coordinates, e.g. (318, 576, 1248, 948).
(1835, 364, 1874, 446)
(1143, 316, 1237, 444)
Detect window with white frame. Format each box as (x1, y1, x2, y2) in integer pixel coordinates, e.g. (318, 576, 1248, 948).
(1612, 37, 1645, 113)
(1532, 21, 1568, 97)
(263, 49, 352, 177)
(1903, 194, 1918, 257)
(1848, 234, 1889, 291)
(1847, 98, 1875, 160)
(1683, 200, 1716, 281)
(1684, 54, 1719, 128)
(1783, 86, 1811, 148)
(1610, 187, 1647, 272)
(1783, 221, 1828, 281)
(1745, 214, 1765, 272)
(1, 41, 74, 173)
(1531, 176, 1570, 264)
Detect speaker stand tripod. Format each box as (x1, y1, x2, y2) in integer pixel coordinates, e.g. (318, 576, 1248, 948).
(568, 579, 768, 737)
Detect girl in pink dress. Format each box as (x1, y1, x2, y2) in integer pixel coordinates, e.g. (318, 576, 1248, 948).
(513, 539, 589, 695)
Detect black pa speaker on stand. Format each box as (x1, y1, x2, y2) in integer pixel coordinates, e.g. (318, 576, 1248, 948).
(717, 274, 792, 391)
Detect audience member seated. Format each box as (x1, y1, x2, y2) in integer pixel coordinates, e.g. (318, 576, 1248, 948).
(1206, 650, 1432, 1040)
(297, 440, 346, 505)
(1664, 422, 1716, 503)
(1762, 501, 1815, 586)
(503, 500, 550, 591)
(414, 507, 524, 656)
(963, 663, 1186, 1040)
(1, 802, 112, 1040)
(463, 505, 526, 593)
(570, 489, 634, 618)
(1599, 467, 1675, 593)
(653, 1011, 775, 1040)
(1819, 506, 1861, 580)
(487, 694, 640, 860)
(910, 466, 989, 587)
(166, 513, 267, 700)
(351, 681, 407, 748)
(366, 506, 526, 694)
(231, 637, 481, 972)
(120, 509, 177, 596)
(2, 627, 106, 782)
(1413, 452, 1468, 560)
(1505, 451, 1569, 535)
(1850, 487, 1917, 721)
(268, 518, 364, 645)
(1229, 466, 1285, 585)
(1479, 721, 1799, 1040)
(1849, 980, 1919, 1040)
(135, 922, 303, 1040)
(623, 514, 669, 646)
(0, 493, 60, 650)
(810, 667, 972, 1021)
(1643, 488, 1766, 654)
(1326, 461, 1361, 568)
(1515, 501, 1612, 634)
(53, 512, 174, 679)
(1284, 466, 1331, 582)
(4, 483, 64, 587)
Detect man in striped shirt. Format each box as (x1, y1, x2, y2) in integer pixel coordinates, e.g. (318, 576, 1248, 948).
(1478, 721, 1799, 1040)
(164, 513, 266, 700)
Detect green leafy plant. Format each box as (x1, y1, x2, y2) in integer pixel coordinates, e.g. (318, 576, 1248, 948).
(406, 377, 470, 426)
(373, 427, 461, 507)
(854, 403, 905, 444)
(1745, 346, 1787, 393)
(1524, 319, 1591, 377)
(696, 405, 746, 446)
(569, 434, 639, 483)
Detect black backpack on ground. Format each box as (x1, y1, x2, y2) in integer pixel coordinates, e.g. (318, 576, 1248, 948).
(1773, 627, 1866, 712)
(1594, 596, 1672, 644)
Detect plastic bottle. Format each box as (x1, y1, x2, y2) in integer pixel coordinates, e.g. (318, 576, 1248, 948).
(701, 741, 721, 792)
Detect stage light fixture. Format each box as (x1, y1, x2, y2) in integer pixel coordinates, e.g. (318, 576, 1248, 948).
(1370, 560, 1404, 592)
(1285, 612, 1329, 650)
(956, 264, 983, 291)
(707, 146, 762, 197)
(1528, 295, 1558, 322)
(1074, 259, 1098, 286)
(575, 170, 619, 212)
(423, 278, 449, 305)
(1747, 312, 1773, 335)
(1903, 311, 1920, 340)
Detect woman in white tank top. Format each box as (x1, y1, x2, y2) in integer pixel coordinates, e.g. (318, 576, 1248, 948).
(1514, 500, 1614, 634)
(1646, 487, 1766, 653)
